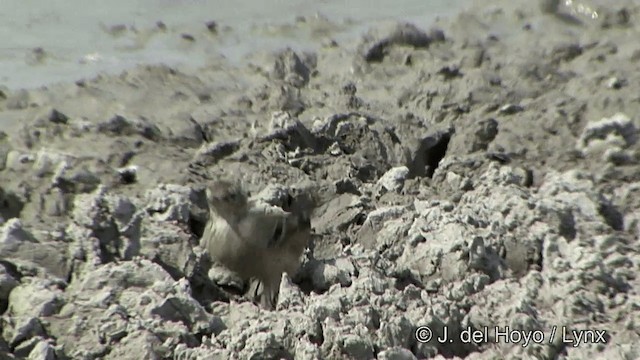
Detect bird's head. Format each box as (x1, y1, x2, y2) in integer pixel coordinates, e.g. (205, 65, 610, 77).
(206, 180, 249, 224)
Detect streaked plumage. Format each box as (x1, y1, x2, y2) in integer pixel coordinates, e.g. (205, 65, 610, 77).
(200, 179, 310, 309)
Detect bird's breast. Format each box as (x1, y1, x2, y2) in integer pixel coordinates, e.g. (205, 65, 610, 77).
(202, 214, 268, 280)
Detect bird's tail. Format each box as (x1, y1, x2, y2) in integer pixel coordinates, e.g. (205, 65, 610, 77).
(247, 277, 278, 310)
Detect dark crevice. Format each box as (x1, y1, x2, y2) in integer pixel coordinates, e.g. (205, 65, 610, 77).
(406, 130, 452, 179)
(0, 261, 21, 314)
(392, 270, 424, 291)
(425, 133, 451, 178)
(599, 203, 624, 231)
(151, 256, 184, 281)
(0, 187, 25, 220)
(189, 217, 206, 238)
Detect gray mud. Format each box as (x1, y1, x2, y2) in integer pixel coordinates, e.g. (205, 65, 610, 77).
(1, 0, 640, 359)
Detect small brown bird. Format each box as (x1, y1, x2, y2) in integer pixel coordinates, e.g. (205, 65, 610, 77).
(200, 179, 311, 309)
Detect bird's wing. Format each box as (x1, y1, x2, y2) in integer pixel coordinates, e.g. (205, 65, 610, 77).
(246, 219, 310, 309)
(236, 200, 291, 249)
(280, 214, 311, 273)
(200, 210, 247, 268)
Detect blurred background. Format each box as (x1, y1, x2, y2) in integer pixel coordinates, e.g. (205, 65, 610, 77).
(0, 0, 473, 90)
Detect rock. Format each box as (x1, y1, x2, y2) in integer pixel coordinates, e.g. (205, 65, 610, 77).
(32, 148, 72, 177)
(71, 185, 116, 229)
(0, 131, 11, 171)
(498, 104, 524, 114)
(450, 118, 499, 154)
(205, 20, 218, 33)
(312, 193, 368, 235)
(102, 330, 166, 359)
(97, 114, 162, 141)
(311, 113, 404, 180)
(294, 339, 322, 360)
(43, 259, 209, 358)
(377, 316, 414, 349)
(27, 339, 56, 360)
(139, 220, 194, 281)
(5, 150, 34, 171)
(34, 107, 69, 125)
(577, 113, 638, 162)
(41, 187, 67, 217)
(623, 211, 640, 237)
(276, 273, 305, 310)
(0, 262, 19, 308)
(343, 306, 380, 331)
(0, 219, 36, 246)
(68, 188, 139, 269)
(342, 333, 374, 360)
(0, 239, 71, 281)
(0, 224, 71, 282)
(606, 76, 626, 89)
(321, 321, 374, 359)
(5, 317, 46, 350)
(306, 296, 343, 323)
(310, 257, 356, 292)
(550, 42, 583, 63)
(7, 280, 64, 318)
(144, 183, 200, 223)
(359, 23, 442, 63)
(146, 278, 225, 334)
(377, 166, 409, 192)
(51, 161, 102, 193)
(207, 262, 245, 290)
(600, 7, 631, 28)
(193, 140, 241, 166)
(70, 258, 172, 293)
(349, 268, 391, 300)
(163, 112, 205, 147)
(240, 332, 286, 359)
(173, 344, 230, 359)
(355, 206, 406, 249)
(378, 347, 418, 360)
(258, 111, 318, 151)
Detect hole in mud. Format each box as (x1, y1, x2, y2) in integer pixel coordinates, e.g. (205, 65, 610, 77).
(0, 188, 25, 220)
(393, 271, 424, 291)
(598, 203, 623, 231)
(0, 261, 21, 314)
(406, 131, 451, 179)
(189, 217, 206, 238)
(425, 133, 450, 178)
(558, 210, 576, 240)
(118, 168, 137, 184)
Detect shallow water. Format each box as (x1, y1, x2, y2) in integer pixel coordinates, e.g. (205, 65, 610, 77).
(0, 0, 473, 90)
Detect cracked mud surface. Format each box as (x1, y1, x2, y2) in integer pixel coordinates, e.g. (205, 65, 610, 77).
(1, 0, 640, 359)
